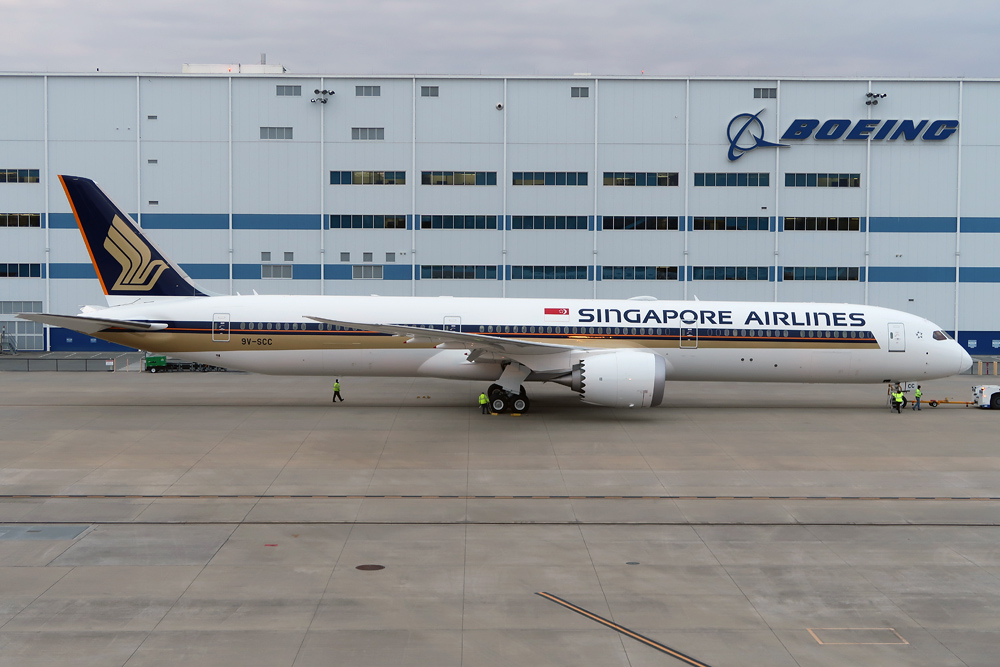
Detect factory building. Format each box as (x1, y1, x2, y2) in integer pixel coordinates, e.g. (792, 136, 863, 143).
(0, 69, 997, 352)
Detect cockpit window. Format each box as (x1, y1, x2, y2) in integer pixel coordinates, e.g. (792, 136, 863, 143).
(933, 330, 952, 341)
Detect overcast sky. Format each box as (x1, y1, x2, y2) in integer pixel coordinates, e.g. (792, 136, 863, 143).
(2, 0, 997, 78)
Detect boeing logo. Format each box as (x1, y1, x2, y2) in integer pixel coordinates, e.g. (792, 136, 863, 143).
(726, 114, 960, 160)
(727, 109, 788, 161)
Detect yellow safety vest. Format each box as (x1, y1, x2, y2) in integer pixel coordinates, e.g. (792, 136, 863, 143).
(334, 382, 340, 391)
(894, 392, 903, 402)
(479, 393, 488, 405)
(915, 388, 922, 398)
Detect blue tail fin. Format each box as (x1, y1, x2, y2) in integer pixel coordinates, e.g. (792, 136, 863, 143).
(59, 175, 208, 298)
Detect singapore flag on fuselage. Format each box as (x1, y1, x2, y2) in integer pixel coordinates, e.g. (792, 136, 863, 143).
(544, 307, 570, 322)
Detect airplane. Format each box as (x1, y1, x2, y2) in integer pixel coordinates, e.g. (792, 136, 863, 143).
(19, 175, 973, 412)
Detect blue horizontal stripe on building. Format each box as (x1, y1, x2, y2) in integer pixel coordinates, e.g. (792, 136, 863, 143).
(37, 214, 1000, 233)
(868, 217, 957, 233)
(867, 267, 954, 282)
(40, 263, 1000, 284)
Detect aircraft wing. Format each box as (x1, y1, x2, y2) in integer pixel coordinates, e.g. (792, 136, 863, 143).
(305, 316, 579, 356)
(17, 313, 168, 334)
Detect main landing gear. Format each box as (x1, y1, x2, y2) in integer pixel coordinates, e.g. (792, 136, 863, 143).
(487, 383, 531, 413)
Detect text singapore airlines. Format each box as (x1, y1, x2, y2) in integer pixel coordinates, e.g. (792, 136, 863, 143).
(19, 176, 973, 412)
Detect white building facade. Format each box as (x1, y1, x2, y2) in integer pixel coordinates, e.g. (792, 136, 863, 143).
(0, 73, 997, 353)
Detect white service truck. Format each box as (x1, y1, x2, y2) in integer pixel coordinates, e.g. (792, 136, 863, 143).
(973, 385, 1000, 409)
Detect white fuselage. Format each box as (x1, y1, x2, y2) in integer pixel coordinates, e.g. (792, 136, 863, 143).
(87, 295, 972, 385)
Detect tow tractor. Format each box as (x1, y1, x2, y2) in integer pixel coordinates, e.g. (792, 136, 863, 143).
(926, 384, 1000, 409)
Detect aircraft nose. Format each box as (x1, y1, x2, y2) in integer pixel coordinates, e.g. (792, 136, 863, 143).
(958, 345, 973, 375)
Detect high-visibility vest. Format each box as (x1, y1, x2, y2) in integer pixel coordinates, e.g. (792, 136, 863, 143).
(894, 392, 903, 402)
(479, 393, 488, 405)
(915, 388, 922, 398)
(334, 382, 340, 391)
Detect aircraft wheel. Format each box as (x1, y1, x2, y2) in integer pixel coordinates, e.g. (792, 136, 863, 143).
(991, 393, 1000, 410)
(511, 395, 530, 413)
(490, 395, 508, 413)
(487, 383, 503, 400)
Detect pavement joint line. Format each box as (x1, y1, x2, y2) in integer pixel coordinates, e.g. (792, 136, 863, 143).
(1, 494, 1000, 500)
(536, 592, 714, 666)
(0, 520, 998, 527)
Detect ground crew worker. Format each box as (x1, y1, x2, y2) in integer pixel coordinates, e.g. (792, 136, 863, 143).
(892, 389, 904, 413)
(479, 391, 489, 414)
(912, 385, 922, 411)
(332, 379, 344, 403)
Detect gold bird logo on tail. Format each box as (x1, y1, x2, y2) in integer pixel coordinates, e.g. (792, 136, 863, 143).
(103, 216, 168, 291)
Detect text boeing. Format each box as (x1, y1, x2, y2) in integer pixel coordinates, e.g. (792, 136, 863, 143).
(781, 118, 958, 142)
(578, 308, 867, 327)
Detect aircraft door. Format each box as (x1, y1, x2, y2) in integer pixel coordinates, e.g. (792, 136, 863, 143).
(887, 322, 905, 352)
(212, 313, 230, 342)
(444, 316, 461, 332)
(680, 326, 698, 348)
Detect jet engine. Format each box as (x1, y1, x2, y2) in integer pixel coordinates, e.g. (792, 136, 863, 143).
(569, 351, 667, 408)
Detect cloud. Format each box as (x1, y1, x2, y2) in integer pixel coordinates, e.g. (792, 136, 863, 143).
(1, 0, 998, 77)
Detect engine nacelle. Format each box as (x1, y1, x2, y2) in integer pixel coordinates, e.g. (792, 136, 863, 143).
(575, 351, 667, 408)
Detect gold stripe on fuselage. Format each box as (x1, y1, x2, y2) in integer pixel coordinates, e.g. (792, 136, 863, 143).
(93, 329, 881, 354)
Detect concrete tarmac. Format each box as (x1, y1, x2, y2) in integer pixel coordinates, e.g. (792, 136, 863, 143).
(0, 371, 997, 666)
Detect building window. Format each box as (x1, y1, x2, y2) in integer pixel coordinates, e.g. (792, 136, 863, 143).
(330, 171, 406, 185)
(512, 215, 588, 230)
(420, 171, 497, 186)
(329, 214, 407, 229)
(362, 252, 373, 262)
(260, 126, 293, 140)
(147, 115, 158, 120)
(601, 216, 678, 231)
(693, 216, 769, 231)
(340, 252, 350, 262)
(261, 264, 292, 279)
(571, 86, 589, 98)
(603, 172, 679, 186)
(147, 159, 158, 164)
(421, 86, 439, 97)
(784, 217, 861, 231)
(261, 252, 271, 261)
(512, 172, 589, 186)
(284, 252, 294, 262)
(421, 215, 499, 230)
(148, 201, 158, 206)
(276, 85, 301, 96)
(511, 266, 589, 280)
(754, 87, 777, 99)
(352, 127, 384, 140)
(0, 263, 42, 278)
(693, 173, 769, 187)
(783, 266, 860, 281)
(0, 169, 40, 184)
(0, 213, 41, 228)
(385, 252, 395, 263)
(691, 266, 770, 280)
(785, 173, 861, 188)
(420, 265, 498, 279)
(353, 265, 383, 279)
(356, 85, 380, 97)
(602, 266, 678, 280)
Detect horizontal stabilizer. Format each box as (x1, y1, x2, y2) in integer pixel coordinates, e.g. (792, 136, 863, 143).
(17, 313, 168, 334)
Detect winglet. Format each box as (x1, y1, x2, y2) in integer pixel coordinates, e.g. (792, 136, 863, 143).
(58, 175, 208, 299)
